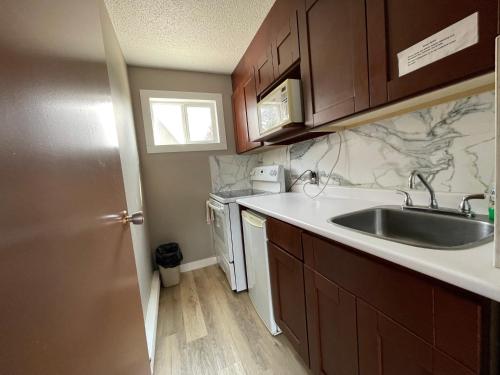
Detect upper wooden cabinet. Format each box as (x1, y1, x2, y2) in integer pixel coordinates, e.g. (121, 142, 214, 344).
(254, 46, 275, 95)
(299, 0, 370, 127)
(255, 4, 301, 95)
(242, 75, 261, 144)
(366, 0, 499, 106)
(232, 85, 260, 154)
(231, 0, 302, 152)
(272, 11, 300, 79)
(231, 0, 499, 152)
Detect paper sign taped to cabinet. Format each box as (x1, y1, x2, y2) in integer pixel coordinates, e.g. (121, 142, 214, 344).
(397, 12, 479, 77)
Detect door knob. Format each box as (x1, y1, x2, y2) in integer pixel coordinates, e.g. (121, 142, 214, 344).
(121, 210, 144, 225)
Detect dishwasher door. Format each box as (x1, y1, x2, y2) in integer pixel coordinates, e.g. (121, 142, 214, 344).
(241, 210, 281, 335)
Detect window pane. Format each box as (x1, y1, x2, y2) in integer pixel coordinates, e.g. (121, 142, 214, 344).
(150, 101, 186, 145)
(186, 106, 216, 142)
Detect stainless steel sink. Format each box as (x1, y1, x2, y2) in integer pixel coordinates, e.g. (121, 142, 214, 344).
(329, 206, 494, 250)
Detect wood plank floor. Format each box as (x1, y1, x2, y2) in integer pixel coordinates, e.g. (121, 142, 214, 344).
(154, 265, 311, 375)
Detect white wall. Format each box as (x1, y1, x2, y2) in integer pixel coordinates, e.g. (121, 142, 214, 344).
(128, 67, 237, 264)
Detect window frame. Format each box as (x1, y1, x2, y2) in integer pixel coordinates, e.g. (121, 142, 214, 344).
(140, 90, 227, 153)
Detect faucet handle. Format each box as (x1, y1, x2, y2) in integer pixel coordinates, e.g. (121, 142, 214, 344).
(459, 193, 486, 215)
(396, 189, 413, 206)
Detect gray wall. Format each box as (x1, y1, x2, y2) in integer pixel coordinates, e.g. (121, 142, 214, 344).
(100, 4, 153, 318)
(128, 67, 236, 263)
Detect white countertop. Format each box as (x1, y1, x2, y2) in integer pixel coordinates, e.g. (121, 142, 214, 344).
(237, 190, 500, 302)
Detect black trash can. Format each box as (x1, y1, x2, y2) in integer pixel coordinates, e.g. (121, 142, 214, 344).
(156, 243, 183, 287)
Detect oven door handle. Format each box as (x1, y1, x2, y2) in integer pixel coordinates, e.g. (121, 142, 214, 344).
(208, 202, 224, 212)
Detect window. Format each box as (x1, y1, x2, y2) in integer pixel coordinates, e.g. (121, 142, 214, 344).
(140, 90, 227, 153)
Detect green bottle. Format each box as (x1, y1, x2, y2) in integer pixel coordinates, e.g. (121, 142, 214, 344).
(488, 187, 495, 222)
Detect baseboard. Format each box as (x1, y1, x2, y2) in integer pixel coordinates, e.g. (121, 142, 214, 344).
(180, 256, 217, 273)
(145, 271, 160, 373)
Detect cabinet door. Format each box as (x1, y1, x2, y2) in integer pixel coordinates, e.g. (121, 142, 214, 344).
(302, 233, 434, 343)
(305, 267, 358, 375)
(255, 47, 275, 95)
(232, 86, 260, 154)
(357, 299, 479, 375)
(272, 11, 300, 78)
(434, 286, 483, 373)
(268, 241, 309, 365)
(267, 217, 303, 260)
(242, 75, 262, 143)
(299, 0, 369, 127)
(366, 0, 498, 106)
(357, 299, 433, 375)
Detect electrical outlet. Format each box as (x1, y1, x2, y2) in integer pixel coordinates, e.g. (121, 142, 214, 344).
(310, 170, 319, 185)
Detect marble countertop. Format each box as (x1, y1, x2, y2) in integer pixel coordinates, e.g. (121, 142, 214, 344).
(237, 191, 500, 302)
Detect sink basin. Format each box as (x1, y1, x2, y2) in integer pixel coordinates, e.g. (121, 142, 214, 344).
(329, 206, 493, 250)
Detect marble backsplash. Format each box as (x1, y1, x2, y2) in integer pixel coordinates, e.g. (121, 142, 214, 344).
(210, 91, 495, 194)
(209, 153, 260, 192)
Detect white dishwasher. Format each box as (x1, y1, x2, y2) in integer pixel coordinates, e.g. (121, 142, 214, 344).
(241, 210, 281, 336)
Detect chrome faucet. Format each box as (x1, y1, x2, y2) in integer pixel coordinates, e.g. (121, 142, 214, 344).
(409, 170, 438, 209)
(458, 193, 486, 216)
(395, 189, 413, 207)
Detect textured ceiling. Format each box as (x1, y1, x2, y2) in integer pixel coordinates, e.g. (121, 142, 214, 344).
(104, 0, 276, 74)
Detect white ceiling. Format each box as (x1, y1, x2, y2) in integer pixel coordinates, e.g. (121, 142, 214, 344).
(104, 0, 275, 74)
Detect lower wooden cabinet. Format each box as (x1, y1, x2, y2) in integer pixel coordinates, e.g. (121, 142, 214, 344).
(434, 286, 483, 373)
(433, 350, 476, 375)
(266, 219, 498, 374)
(305, 267, 358, 374)
(357, 299, 476, 375)
(268, 242, 309, 365)
(267, 217, 303, 260)
(357, 298, 434, 375)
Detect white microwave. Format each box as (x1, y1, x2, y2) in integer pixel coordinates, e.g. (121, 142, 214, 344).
(257, 79, 303, 139)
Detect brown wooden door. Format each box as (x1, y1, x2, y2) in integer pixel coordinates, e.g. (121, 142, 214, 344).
(272, 10, 300, 78)
(299, 0, 369, 127)
(366, 0, 498, 106)
(305, 267, 358, 375)
(268, 242, 309, 365)
(0, 1, 150, 374)
(255, 46, 275, 95)
(232, 85, 260, 153)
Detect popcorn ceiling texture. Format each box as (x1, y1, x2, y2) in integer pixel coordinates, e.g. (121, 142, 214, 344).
(104, 0, 275, 73)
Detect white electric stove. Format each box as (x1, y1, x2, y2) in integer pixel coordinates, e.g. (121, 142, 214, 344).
(207, 165, 285, 291)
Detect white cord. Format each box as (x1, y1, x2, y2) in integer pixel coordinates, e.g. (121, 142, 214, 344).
(303, 131, 343, 199)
